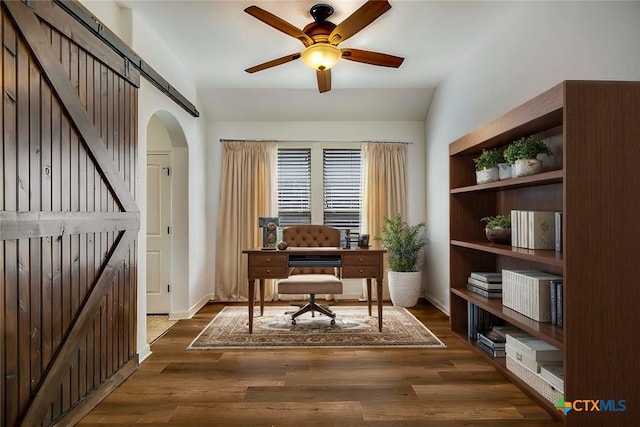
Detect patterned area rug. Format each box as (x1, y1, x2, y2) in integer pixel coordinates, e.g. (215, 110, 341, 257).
(188, 306, 446, 349)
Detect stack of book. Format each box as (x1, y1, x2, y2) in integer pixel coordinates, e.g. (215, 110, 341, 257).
(466, 272, 502, 298)
(502, 270, 563, 322)
(467, 302, 504, 341)
(477, 328, 507, 358)
(511, 210, 562, 251)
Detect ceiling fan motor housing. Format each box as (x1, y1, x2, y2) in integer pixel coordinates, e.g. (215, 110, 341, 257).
(303, 21, 336, 41)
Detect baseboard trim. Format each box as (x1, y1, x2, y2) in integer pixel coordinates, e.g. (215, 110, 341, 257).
(424, 293, 449, 316)
(170, 293, 215, 320)
(138, 344, 152, 363)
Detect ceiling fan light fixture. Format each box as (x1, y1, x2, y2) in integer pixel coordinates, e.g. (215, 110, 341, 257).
(300, 43, 342, 71)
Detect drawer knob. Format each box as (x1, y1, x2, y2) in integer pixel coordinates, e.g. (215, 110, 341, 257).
(359, 258, 364, 262)
(266, 258, 271, 262)
(266, 269, 271, 273)
(359, 269, 363, 273)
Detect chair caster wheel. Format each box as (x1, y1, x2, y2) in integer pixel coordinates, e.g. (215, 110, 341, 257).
(330, 319, 335, 325)
(291, 319, 296, 325)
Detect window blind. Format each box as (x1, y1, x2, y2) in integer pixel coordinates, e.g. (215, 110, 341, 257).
(277, 148, 311, 225)
(323, 148, 361, 233)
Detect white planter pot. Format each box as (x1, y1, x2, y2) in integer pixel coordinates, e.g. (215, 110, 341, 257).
(498, 163, 512, 180)
(514, 158, 542, 177)
(475, 167, 499, 184)
(388, 271, 422, 307)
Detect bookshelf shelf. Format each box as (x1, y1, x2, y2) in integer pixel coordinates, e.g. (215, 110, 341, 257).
(451, 240, 563, 267)
(450, 170, 564, 194)
(449, 81, 640, 426)
(451, 288, 564, 349)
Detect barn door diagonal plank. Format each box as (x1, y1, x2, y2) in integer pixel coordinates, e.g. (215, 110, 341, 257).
(29, 0, 140, 86)
(19, 228, 137, 425)
(3, 0, 138, 213)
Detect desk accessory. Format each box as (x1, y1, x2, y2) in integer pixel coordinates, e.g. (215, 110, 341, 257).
(258, 217, 279, 250)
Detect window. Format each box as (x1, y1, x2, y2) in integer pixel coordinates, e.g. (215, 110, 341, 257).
(277, 144, 361, 234)
(323, 148, 361, 231)
(277, 148, 311, 225)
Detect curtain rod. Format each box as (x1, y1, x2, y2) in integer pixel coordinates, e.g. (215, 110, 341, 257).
(219, 139, 412, 144)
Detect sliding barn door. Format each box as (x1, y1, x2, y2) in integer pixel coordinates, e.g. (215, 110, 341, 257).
(1, 1, 140, 425)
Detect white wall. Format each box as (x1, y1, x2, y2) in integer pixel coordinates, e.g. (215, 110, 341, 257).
(147, 115, 172, 150)
(424, 1, 640, 314)
(81, 1, 208, 360)
(206, 121, 427, 299)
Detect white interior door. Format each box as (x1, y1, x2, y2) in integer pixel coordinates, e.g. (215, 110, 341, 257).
(147, 153, 171, 314)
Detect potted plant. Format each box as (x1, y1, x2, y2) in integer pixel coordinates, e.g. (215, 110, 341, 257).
(481, 215, 511, 244)
(375, 214, 429, 307)
(473, 148, 503, 184)
(503, 136, 553, 177)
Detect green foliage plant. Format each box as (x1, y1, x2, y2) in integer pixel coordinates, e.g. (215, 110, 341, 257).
(481, 215, 512, 229)
(473, 148, 504, 171)
(503, 136, 553, 165)
(375, 213, 429, 272)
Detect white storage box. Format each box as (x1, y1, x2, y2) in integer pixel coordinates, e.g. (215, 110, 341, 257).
(540, 364, 564, 394)
(506, 343, 545, 372)
(505, 333, 563, 373)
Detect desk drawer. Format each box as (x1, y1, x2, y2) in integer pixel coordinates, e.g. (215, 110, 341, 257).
(342, 252, 380, 266)
(342, 265, 381, 278)
(249, 253, 288, 267)
(249, 266, 288, 279)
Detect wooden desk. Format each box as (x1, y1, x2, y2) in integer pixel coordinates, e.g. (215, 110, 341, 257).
(242, 247, 386, 333)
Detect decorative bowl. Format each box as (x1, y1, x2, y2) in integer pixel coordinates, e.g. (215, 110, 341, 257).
(485, 228, 511, 244)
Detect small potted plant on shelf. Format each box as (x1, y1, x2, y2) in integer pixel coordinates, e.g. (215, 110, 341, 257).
(481, 215, 512, 244)
(375, 213, 429, 307)
(473, 148, 503, 184)
(503, 136, 553, 177)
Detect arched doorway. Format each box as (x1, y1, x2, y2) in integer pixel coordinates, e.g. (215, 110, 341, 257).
(145, 112, 189, 316)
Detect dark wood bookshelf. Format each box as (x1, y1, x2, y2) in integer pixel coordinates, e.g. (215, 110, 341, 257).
(449, 81, 640, 426)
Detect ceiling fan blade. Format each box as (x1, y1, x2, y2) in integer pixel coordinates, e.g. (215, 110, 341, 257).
(245, 53, 301, 73)
(340, 48, 404, 68)
(245, 6, 313, 46)
(328, 0, 391, 45)
(317, 69, 331, 93)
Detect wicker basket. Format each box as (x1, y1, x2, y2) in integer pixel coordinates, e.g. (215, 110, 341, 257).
(506, 355, 563, 404)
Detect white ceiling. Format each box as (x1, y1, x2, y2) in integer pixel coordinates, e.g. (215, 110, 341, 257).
(118, 1, 515, 121)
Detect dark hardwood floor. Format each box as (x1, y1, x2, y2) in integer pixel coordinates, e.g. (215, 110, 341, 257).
(79, 301, 561, 426)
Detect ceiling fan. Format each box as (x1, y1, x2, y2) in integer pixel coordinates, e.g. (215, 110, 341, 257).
(244, 0, 404, 93)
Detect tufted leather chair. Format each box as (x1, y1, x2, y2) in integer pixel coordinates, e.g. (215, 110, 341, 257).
(283, 225, 341, 275)
(278, 225, 343, 325)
